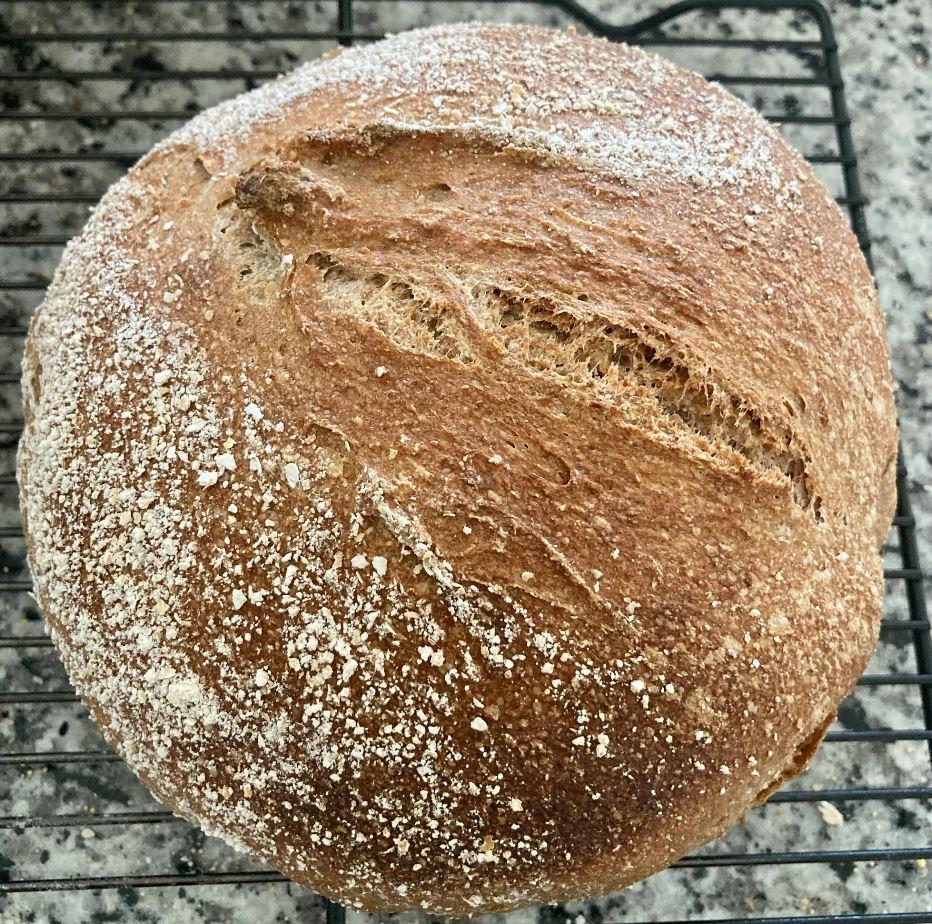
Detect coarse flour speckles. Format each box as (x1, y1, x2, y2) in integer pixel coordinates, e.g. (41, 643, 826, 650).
(17, 163, 651, 903)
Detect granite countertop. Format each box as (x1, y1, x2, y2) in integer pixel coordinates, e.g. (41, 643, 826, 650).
(0, 2, 929, 922)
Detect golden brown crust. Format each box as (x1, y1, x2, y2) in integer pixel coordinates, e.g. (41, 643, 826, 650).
(17, 24, 896, 915)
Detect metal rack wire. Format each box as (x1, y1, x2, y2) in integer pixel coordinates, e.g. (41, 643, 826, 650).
(0, 1, 929, 922)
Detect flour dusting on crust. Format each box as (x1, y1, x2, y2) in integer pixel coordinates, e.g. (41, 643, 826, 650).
(172, 24, 793, 196)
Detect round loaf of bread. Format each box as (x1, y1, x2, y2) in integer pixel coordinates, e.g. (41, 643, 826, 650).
(19, 23, 897, 916)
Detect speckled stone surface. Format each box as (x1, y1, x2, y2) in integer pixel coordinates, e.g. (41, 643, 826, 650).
(0, 2, 929, 923)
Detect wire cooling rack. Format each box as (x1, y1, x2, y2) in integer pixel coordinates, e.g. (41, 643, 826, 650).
(0, 1, 929, 922)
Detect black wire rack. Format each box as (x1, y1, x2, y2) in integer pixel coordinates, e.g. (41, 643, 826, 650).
(0, 1, 930, 922)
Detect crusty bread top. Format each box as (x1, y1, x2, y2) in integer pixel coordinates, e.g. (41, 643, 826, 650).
(18, 24, 896, 916)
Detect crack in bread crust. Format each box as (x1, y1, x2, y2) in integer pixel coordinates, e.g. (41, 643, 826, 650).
(232, 122, 832, 520)
(266, 240, 819, 514)
(475, 287, 818, 512)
